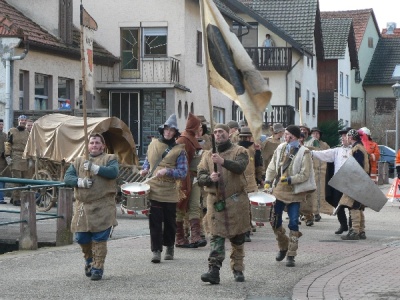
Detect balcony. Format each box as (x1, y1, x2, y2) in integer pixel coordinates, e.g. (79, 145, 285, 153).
(98, 56, 181, 86)
(265, 105, 295, 127)
(245, 47, 292, 71)
(319, 90, 338, 110)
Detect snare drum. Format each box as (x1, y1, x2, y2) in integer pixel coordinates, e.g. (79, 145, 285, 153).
(248, 192, 276, 224)
(120, 182, 150, 215)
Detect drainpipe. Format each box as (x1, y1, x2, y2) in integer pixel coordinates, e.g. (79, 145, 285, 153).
(4, 46, 28, 131)
(363, 87, 367, 127)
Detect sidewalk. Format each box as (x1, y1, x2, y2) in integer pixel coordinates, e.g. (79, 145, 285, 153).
(0, 182, 399, 299)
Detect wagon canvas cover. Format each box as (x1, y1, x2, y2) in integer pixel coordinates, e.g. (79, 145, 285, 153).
(24, 114, 138, 165)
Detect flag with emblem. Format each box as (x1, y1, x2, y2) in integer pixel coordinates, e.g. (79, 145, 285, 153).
(201, 0, 272, 141)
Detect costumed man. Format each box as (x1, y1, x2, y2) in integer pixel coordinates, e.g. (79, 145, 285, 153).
(340, 129, 369, 240)
(311, 127, 353, 235)
(64, 133, 119, 281)
(302, 127, 330, 226)
(261, 123, 285, 176)
(227, 120, 240, 144)
(4, 115, 30, 206)
(358, 127, 380, 184)
(198, 123, 250, 284)
(175, 112, 207, 248)
(140, 114, 187, 263)
(238, 127, 263, 242)
(265, 125, 315, 267)
(0, 119, 8, 204)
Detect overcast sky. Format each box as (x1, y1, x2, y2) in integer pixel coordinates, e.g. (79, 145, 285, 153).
(319, 0, 399, 32)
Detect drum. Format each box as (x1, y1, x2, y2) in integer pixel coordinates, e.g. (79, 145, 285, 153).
(120, 182, 150, 215)
(248, 191, 276, 224)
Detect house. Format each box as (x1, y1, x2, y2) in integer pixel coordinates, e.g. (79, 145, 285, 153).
(320, 9, 381, 129)
(222, 0, 324, 128)
(363, 37, 400, 148)
(317, 17, 358, 127)
(0, 0, 118, 130)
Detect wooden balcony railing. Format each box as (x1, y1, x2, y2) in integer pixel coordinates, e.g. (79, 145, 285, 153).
(264, 105, 295, 127)
(245, 47, 292, 71)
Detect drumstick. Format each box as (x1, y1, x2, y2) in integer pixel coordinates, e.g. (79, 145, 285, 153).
(141, 176, 154, 185)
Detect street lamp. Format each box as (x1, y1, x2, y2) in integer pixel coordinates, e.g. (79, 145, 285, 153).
(392, 65, 400, 178)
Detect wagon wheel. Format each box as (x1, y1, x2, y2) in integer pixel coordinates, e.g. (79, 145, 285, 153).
(32, 170, 57, 212)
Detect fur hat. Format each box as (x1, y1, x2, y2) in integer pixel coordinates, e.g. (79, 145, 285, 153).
(214, 123, 230, 133)
(239, 127, 252, 137)
(158, 114, 180, 136)
(271, 123, 285, 134)
(227, 120, 239, 129)
(286, 125, 301, 139)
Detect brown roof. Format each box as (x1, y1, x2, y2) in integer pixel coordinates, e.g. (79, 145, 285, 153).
(0, 0, 118, 66)
(320, 9, 380, 51)
(382, 28, 400, 38)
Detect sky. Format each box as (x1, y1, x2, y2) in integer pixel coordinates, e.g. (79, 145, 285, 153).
(319, 0, 399, 32)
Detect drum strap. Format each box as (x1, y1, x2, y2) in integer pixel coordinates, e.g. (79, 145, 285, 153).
(148, 145, 174, 177)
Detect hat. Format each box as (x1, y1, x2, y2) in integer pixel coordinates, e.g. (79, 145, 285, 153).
(65, 99, 71, 104)
(18, 115, 27, 120)
(271, 123, 285, 134)
(214, 123, 230, 133)
(227, 120, 239, 129)
(238, 119, 247, 127)
(347, 129, 361, 141)
(158, 114, 180, 136)
(338, 126, 352, 135)
(311, 127, 322, 134)
(197, 115, 209, 124)
(239, 127, 252, 137)
(286, 125, 301, 138)
(359, 127, 371, 136)
(299, 123, 311, 133)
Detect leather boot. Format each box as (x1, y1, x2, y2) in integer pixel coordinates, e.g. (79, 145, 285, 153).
(189, 219, 207, 247)
(286, 256, 295, 267)
(175, 221, 191, 248)
(335, 225, 348, 234)
(164, 246, 174, 260)
(201, 265, 220, 284)
(91, 241, 107, 280)
(276, 250, 287, 262)
(79, 242, 93, 277)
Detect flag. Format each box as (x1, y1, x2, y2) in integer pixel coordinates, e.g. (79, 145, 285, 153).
(80, 5, 97, 103)
(202, 0, 272, 141)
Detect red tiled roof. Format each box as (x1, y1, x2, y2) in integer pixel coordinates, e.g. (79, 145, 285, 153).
(382, 28, 400, 38)
(320, 9, 379, 51)
(0, 0, 118, 65)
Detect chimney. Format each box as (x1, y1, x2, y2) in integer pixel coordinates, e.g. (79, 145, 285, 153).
(386, 22, 397, 35)
(59, 0, 73, 45)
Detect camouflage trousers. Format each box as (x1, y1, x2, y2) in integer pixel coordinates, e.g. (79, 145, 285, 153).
(208, 233, 245, 271)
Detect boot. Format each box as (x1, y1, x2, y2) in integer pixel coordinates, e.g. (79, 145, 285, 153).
(314, 214, 321, 222)
(276, 250, 287, 262)
(201, 265, 220, 284)
(341, 231, 360, 240)
(164, 246, 174, 260)
(245, 231, 251, 242)
(79, 243, 93, 277)
(175, 221, 191, 248)
(233, 270, 245, 282)
(91, 241, 107, 280)
(189, 219, 207, 247)
(151, 250, 161, 263)
(335, 225, 348, 234)
(286, 256, 295, 267)
(359, 232, 366, 240)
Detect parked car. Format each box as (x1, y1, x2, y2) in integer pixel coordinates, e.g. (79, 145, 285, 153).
(378, 145, 395, 177)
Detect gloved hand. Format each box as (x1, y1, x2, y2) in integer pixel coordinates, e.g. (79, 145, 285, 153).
(83, 160, 100, 175)
(280, 176, 290, 184)
(5, 156, 12, 165)
(396, 166, 400, 179)
(77, 177, 93, 188)
(264, 181, 271, 190)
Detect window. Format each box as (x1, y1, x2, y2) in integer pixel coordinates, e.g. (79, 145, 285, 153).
(295, 82, 301, 110)
(311, 56, 314, 69)
(196, 31, 202, 64)
(351, 98, 358, 111)
(58, 77, 73, 108)
(307, 57, 310, 67)
(306, 90, 310, 114)
(312, 93, 316, 116)
(121, 28, 139, 78)
(368, 37, 374, 48)
(35, 73, 50, 110)
(232, 22, 258, 47)
(355, 70, 362, 83)
(375, 98, 395, 114)
(19, 71, 29, 110)
(213, 107, 225, 123)
(339, 72, 343, 95)
(143, 27, 167, 56)
(346, 75, 349, 97)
